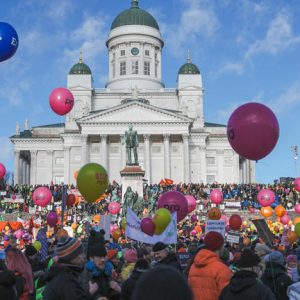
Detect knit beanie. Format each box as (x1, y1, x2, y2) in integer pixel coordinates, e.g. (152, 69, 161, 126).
(124, 249, 138, 263)
(152, 242, 168, 252)
(56, 236, 84, 263)
(89, 243, 107, 258)
(287, 254, 297, 264)
(238, 249, 260, 268)
(264, 251, 284, 266)
(204, 231, 224, 251)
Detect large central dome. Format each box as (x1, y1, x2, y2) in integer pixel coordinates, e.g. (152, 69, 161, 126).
(111, 0, 159, 30)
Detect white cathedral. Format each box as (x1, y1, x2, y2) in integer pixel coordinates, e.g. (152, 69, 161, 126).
(11, 0, 255, 186)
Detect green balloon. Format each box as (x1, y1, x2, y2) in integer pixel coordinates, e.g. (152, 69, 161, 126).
(120, 218, 127, 230)
(295, 222, 300, 237)
(77, 163, 108, 203)
(153, 208, 171, 235)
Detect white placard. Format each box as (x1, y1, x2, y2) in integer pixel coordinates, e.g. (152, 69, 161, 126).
(226, 230, 240, 244)
(205, 220, 225, 237)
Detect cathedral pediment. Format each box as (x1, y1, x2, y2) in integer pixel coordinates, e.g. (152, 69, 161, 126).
(77, 101, 192, 125)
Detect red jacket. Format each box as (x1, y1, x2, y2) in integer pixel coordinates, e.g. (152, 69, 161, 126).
(188, 249, 232, 300)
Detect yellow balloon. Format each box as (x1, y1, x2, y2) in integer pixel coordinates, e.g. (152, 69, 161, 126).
(33, 241, 42, 251)
(153, 208, 171, 235)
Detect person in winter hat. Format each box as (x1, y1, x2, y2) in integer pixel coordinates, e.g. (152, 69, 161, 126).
(152, 242, 181, 271)
(121, 259, 150, 300)
(261, 251, 293, 300)
(82, 243, 121, 300)
(43, 236, 90, 300)
(188, 231, 232, 300)
(287, 261, 300, 300)
(219, 248, 275, 300)
(121, 248, 138, 281)
(286, 254, 299, 282)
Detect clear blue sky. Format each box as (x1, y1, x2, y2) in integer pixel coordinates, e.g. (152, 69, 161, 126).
(1, 0, 300, 183)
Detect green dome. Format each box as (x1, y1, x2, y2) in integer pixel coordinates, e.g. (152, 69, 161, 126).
(178, 63, 200, 75)
(69, 60, 92, 75)
(111, 0, 159, 30)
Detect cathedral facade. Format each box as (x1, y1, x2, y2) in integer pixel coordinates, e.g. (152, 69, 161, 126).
(10, 0, 255, 185)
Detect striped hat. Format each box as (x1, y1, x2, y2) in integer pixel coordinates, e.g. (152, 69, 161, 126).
(56, 236, 84, 263)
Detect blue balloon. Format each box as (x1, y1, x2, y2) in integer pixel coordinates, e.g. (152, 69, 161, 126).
(0, 22, 19, 62)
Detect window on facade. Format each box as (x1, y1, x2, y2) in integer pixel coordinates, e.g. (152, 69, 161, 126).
(155, 62, 158, 77)
(55, 176, 64, 184)
(120, 61, 126, 76)
(55, 157, 64, 165)
(207, 175, 215, 184)
(145, 49, 150, 56)
(207, 157, 216, 165)
(120, 50, 125, 56)
(112, 63, 115, 77)
(132, 60, 139, 74)
(155, 53, 158, 60)
(112, 52, 116, 60)
(144, 61, 150, 75)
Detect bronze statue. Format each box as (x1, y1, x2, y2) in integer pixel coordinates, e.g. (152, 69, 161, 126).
(123, 124, 139, 165)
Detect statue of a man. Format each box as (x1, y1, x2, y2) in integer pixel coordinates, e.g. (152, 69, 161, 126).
(123, 124, 139, 165)
(122, 186, 135, 217)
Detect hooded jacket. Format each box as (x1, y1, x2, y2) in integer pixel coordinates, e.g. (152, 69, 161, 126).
(188, 249, 231, 300)
(219, 270, 275, 300)
(261, 262, 293, 300)
(155, 252, 182, 272)
(287, 281, 300, 300)
(43, 263, 89, 300)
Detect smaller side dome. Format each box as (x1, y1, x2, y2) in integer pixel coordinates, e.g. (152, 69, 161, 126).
(178, 49, 200, 75)
(69, 53, 92, 75)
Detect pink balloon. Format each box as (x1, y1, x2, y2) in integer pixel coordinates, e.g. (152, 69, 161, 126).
(227, 102, 279, 160)
(248, 207, 255, 213)
(294, 178, 300, 192)
(280, 214, 290, 225)
(141, 217, 155, 236)
(0, 163, 6, 179)
(257, 189, 275, 207)
(191, 215, 198, 223)
(49, 87, 74, 116)
(225, 224, 230, 233)
(295, 203, 300, 214)
(12, 194, 16, 200)
(191, 230, 197, 236)
(157, 191, 188, 222)
(185, 195, 197, 213)
(33, 187, 52, 207)
(210, 189, 223, 204)
(108, 202, 120, 215)
(47, 212, 58, 227)
(14, 230, 24, 239)
(220, 214, 229, 225)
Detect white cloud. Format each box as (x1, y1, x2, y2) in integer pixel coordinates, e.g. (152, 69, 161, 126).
(0, 137, 13, 161)
(267, 81, 300, 115)
(46, 0, 73, 19)
(246, 11, 300, 58)
(216, 62, 244, 76)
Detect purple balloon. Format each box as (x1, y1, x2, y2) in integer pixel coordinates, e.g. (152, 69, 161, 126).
(47, 212, 58, 227)
(141, 217, 155, 236)
(227, 102, 279, 160)
(185, 195, 197, 213)
(157, 191, 188, 222)
(191, 215, 198, 223)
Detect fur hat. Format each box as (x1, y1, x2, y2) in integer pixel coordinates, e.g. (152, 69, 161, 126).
(238, 249, 260, 268)
(124, 248, 138, 263)
(204, 232, 224, 251)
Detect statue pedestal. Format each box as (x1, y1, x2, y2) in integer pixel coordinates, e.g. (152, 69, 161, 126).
(120, 165, 145, 202)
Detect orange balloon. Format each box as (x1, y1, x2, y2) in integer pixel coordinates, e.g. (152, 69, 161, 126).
(112, 228, 122, 240)
(274, 205, 286, 217)
(243, 237, 251, 246)
(74, 170, 79, 180)
(260, 206, 273, 218)
(293, 217, 300, 225)
(287, 231, 297, 243)
(93, 215, 101, 223)
(208, 207, 221, 220)
(194, 225, 202, 233)
(71, 223, 78, 230)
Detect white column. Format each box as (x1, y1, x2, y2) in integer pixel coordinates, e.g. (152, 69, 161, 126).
(217, 150, 224, 183)
(144, 134, 151, 183)
(199, 146, 207, 184)
(81, 135, 88, 166)
(100, 134, 108, 171)
(120, 134, 126, 168)
(64, 146, 70, 184)
(47, 150, 53, 184)
(25, 162, 30, 184)
(14, 150, 20, 185)
(163, 134, 170, 179)
(30, 150, 37, 185)
(242, 159, 247, 183)
(21, 159, 26, 184)
(183, 134, 190, 183)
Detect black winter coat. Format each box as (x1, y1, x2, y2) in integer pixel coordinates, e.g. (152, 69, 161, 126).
(0, 270, 17, 300)
(261, 262, 293, 300)
(155, 253, 182, 272)
(219, 270, 275, 300)
(43, 263, 89, 300)
(121, 269, 146, 300)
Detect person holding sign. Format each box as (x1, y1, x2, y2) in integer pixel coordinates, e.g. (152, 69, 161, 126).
(188, 232, 232, 300)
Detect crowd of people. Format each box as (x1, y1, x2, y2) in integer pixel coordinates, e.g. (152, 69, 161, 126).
(0, 181, 300, 299)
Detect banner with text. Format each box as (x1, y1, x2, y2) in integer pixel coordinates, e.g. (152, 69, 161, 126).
(205, 220, 226, 237)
